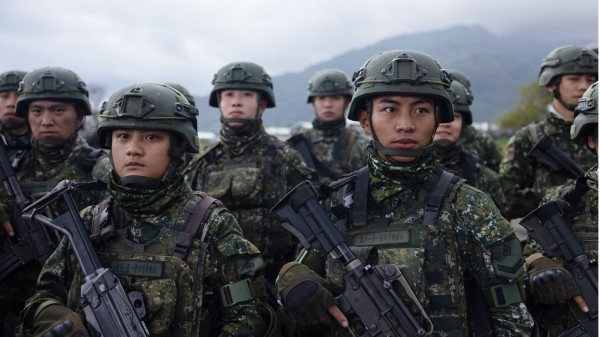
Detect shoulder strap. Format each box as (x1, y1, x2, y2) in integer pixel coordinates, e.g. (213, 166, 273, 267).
(352, 166, 370, 227)
(76, 148, 104, 172)
(422, 167, 461, 227)
(459, 151, 481, 187)
(288, 133, 341, 181)
(172, 192, 223, 260)
(89, 197, 117, 247)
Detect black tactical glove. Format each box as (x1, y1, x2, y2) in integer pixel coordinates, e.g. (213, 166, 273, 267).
(526, 253, 581, 304)
(32, 300, 90, 337)
(277, 262, 336, 327)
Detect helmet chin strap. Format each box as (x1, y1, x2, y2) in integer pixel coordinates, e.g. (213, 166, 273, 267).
(552, 82, 578, 112)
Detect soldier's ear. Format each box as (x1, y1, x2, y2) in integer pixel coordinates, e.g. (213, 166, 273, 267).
(358, 110, 371, 135)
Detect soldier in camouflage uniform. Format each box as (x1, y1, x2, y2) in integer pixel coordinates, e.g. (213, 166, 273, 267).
(276, 50, 533, 336)
(182, 62, 316, 287)
(0, 67, 110, 337)
(448, 69, 504, 172)
(19, 83, 274, 337)
(287, 69, 370, 184)
(499, 45, 597, 220)
(434, 80, 508, 215)
(523, 81, 598, 337)
(0, 70, 30, 168)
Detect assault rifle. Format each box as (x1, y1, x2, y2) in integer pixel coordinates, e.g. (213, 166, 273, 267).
(22, 180, 149, 337)
(271, 181, 432, 337)
(0, 134, 56, 281)
(527, 135, 586, 179)
(520, 200, 598, 337)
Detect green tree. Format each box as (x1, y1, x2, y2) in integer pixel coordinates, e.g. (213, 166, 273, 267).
(497, 83, 551, 129)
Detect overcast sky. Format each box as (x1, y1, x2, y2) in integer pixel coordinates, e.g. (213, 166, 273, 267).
(1, 0, 597, 103)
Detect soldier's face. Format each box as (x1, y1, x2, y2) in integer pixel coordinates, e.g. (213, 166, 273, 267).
(111, 129, 171, 180)
(359, 95, 436, 163)
(28, 100, 83, 146)
(219, 89, 266, 128)
(312, 95, 348, 122)
(433, 112, 463, 144)
(552, 74, 596, 108)
(0, 90, 25, 127)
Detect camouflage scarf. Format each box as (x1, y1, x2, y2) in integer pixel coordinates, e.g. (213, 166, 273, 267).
(31, 133, 78, 173)
(108, 171, 190, 218)
(312, 117, 346, 137)
(220, 123, 267, 156)
(369, 151, 436, 206)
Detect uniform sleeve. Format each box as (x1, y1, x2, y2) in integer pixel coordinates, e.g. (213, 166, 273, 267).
(202, 207, 269, 337)
(452, 185, 534, 336)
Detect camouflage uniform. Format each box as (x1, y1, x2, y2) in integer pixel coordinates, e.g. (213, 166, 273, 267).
(458, 125, 503, 172)
(0, 68, 109, 337)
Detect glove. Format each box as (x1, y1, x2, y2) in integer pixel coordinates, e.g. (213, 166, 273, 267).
(526, 253, 580, 304)
(32, 300, 90, 337)
(277, 262, 336, 327)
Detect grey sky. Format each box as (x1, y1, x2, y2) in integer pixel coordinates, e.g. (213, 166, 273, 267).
(1, 0, 597, 101)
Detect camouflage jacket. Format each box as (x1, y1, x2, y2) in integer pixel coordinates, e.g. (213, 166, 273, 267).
(291, 124, 370, 185)
(434, 142, 508, 216)
(458, 125, 503, 172)
(20, 173, 269, 337)
(0, 121, 31, 170)
(289, 152, 533, 337)
(183, 125, 316, 283)
(499, 108, 597, 219)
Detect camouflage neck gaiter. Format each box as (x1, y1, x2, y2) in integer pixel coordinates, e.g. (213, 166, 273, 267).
(220, 123, 267, 156)
(433, 140, 462, 167)
(31, 133, 78, 171)
(109, 171, 189, 217)
(369, 150, 436, 205)
(312, 117, 346, 137)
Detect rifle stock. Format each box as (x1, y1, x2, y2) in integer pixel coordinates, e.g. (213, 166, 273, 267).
(271, 181, 431, 337)
(520, 200, 598, 337)
(22, 180, 149, 337)
(527, 135, 586, 179)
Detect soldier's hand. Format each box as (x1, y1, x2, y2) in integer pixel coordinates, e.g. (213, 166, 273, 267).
(326, 304, 348, 328)
(2, 220, 14, 237)
(573, 295, 589, 313)
(33, 301, 90, 337)
(526, 253, 581, 304)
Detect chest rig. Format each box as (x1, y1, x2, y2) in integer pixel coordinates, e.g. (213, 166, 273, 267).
(557, 178, 598, 254)
(86, 192, 222, 337)
(327, 166, 479, 336)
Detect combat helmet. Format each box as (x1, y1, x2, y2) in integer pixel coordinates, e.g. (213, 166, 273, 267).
(447, 80, 473, 125)
(0, 71, 27, 93)
(538, 45, 598, 87)
(571, 81, 598, 141)
(97, 83, 199, 153)
(306, 69, 354, 103)
(209, 62, 275, 108)
(446, 69, 471, 90)
(164, 82, 196, 107)
(16, 67, 91, 118)
(348, 50, 454, 123)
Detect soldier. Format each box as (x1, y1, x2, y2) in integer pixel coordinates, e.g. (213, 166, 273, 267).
(523, 81, 598, 336)
(0, 67, 110, 336)
(276, 50, 533, 336)
(447, 69, 504, 172)
(288, 69, 370, 184)
(434, 80, 508, 215)
(18, 83, 275, 337)
(499, 45, 597, 220)
(182, 62, 316, 287)
(0, 70, 30, 168)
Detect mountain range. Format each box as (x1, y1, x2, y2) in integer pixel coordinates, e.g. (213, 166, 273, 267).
(194, 25, 597, 132)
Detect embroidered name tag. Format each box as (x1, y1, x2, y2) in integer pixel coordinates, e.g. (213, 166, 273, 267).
(353, 230, 410, 245)
(110, 260, 163, 278)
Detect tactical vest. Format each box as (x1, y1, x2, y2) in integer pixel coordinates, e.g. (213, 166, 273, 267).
(71, 192, 223, 337)
(327, 166, 479, 336)
(557, 178, 598, 255)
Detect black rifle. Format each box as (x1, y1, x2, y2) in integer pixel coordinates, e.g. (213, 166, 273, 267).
(0, 134, 56, 282)
(520, 200, 598, 337)
(527, 135, 586, 179)
(22, 180, 149, 337)
(271, 181, 432, 337)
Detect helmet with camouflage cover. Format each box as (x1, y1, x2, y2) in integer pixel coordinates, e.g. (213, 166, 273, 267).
(209, 62, 275, 108)
(446, 69, 471, 90)
(538, 45, 598, 87)
(571, 81, 598, 141)
(16, 67, 91, 118)
(348, 50, 454, 123)
(447, 80, 473, 125)
(0, 70, 27, 93)
(164, 82, 196, 107)
(97, 83, 199, 153)
(306, 69, 354, 103)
